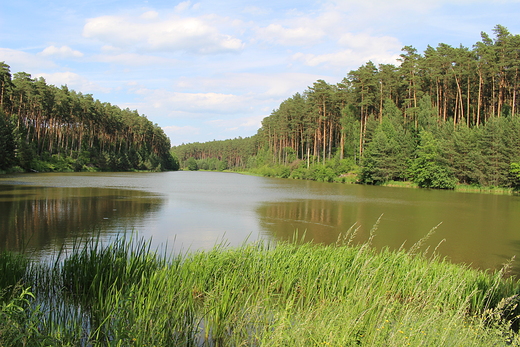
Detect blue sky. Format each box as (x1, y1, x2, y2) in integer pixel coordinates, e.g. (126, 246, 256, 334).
(1, 1, 520, 145)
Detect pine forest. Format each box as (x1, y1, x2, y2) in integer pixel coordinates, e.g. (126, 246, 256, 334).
(0, 63, 178, 173)
(173, 25, 520, 191)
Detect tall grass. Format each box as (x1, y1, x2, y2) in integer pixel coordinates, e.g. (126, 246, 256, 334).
(1, 232, 520, 346)
(0, 251, 30, 301)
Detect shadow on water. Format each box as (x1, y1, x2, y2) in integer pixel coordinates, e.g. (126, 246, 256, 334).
(0, 184, 164, 256)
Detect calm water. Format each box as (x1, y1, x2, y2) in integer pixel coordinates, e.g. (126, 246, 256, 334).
(1, 171, 520, 273)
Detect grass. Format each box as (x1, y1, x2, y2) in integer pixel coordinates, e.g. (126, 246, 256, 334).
(454, 184, 514, 195)
(382, 180, 419, 189)
(1, 231, 520, 346)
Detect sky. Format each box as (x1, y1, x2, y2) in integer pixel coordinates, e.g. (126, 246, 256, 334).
(1, 1, 520, 146)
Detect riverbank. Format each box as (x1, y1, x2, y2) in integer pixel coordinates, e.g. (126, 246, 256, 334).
(1, 234, 519, 346)
(382, 180, 515, 195)
(233, 169, 517, 195)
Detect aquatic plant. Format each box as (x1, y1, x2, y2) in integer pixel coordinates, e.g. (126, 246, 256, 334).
(1, 233, 520, 346)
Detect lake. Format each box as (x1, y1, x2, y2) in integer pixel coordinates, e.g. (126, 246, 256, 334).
(1, 171, 519, 273)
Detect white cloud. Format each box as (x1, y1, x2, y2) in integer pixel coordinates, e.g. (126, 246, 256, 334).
(0, 48, 56, 72)
(174, 1, 193, 13)
(83, 12, 244, 54)
(93, 53, 178, 66)
(327, 0, 439, 17)
(141, 90, 248, 115)
(292, 32, 402, 68)
(208, 114, 264, 132)
(163, 125, 200, 136)
(34, 71, 110, 93)
(243, 6, 270, 16)
(162, 125, 200, 145)
(293, 50, 400, 69)
(101, 45, 120, 52)
(140, 11, 159, 20)
(39, 45, 84, 59)
(256, 23, 325, 46)
(175, 72, 328, 98)
(338, 32, 401, 51)
(123, 86, 261, 123)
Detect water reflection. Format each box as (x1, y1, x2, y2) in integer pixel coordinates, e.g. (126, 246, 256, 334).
(0, 184, 163, 255)
(1, 172, 520, 275)
(256, 183, 520, 275)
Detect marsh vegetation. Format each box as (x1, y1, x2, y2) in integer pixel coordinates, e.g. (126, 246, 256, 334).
(2, 231, 520, 346)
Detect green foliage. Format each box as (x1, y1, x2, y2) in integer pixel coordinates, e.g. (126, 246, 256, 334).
(172, 136, 258, 171)
(510, 163, 520, 191)
(252, 158, 357, 182)
(417, 95, 438, 130)
(477, 118, 508, 186)
(61, 236, 162, 308)
(0, 252, 30, 301)
(411, 131, 457, 189)
(0, 63, 176, 173)
(309, 164, 336, 182)
(360, 116, 412, 184)
(162, 26, 520, 189)
(218, 159, 228, 171)
(0, 286, 44, 347)
(0, 111, 15, 170)
(2, 235, 520, 345)
(185, 157, 198, 171)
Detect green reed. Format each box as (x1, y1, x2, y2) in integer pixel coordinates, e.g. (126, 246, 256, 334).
(0, 251, 30, 301)
(1, 232, 520, 346)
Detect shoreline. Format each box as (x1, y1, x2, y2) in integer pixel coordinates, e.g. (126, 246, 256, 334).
(1, 236, 519, 346)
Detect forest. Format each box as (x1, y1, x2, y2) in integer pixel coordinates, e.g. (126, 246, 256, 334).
(0, 63, 178, 173)
(173, 25, 520, 190)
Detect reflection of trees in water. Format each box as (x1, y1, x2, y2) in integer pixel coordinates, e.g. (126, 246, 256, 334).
(257, 199, 373, 245)
(0, 185, 163, 253)
(258, 197, 520, 276)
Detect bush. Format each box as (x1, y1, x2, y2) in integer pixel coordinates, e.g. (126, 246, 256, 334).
(511, 163, 520, 191)
(310, 165, 336, 182)
(186, 157, 198, 171)
(289, 167, 309, 180)
(411, 131, 457, 189)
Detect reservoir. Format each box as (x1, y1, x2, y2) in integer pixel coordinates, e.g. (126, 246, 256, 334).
(1, 171, 519, 273)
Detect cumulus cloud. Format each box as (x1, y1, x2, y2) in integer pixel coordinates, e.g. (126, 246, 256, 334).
(338, 32, 401, 51)
(163, 125, 200, 136)
(174, 72, 328, 99)
(0, 48, 56, 71)
(292, 32, 402, 68)
(208, 114, 264, 132)
(174, 1, 193, 13)
(34, 71, 109, 93)
(83, 12, 244, 54)
(124, 86, 262, 123)
(256, 23, 325, 46)
(162, 125, 201, 145)
(143, 90, 248, 115)
(93, 53, 178, 66)
(140, 10, 159, 20)
(39, 45, 84, 59)
(327, 0, 439, 18)
(255, 7, 345, 47)
(243, 6, 271, 15)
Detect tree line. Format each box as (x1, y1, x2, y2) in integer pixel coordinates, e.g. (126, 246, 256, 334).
(174, 25, 520, 190)
(172, 136, 259, 171)
(0, 63, 178, 173)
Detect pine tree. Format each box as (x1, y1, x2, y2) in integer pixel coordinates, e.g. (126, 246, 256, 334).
(411, 131, 457, 189)
(0, 111, 15, 170)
